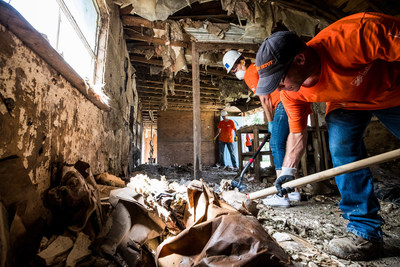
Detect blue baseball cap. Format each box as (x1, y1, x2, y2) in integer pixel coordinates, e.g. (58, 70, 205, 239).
(255, 31, 303, 95)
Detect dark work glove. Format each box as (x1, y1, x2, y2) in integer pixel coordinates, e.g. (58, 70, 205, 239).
(275, 175, 295, 197)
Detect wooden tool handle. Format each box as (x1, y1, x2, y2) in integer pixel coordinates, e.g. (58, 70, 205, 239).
(247, 148, 400, 200)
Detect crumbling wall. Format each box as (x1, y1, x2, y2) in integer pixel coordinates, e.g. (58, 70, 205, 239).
(0, 0, 139, 262)
(157, 110, 216, 166)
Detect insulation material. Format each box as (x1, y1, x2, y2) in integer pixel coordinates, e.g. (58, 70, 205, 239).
(113, 0, 203, 21)
(221, 0, 252, 20)
(219, 78, 250, 102)
(46, 161, 103, 234)
(172, 46, 188, 73)
(126, 174, 187, 234)
(241, 2, 268, 41)
(154, 22, 188, 74)
(243, 2, 330, 40)
(204, 21, 231, 39)
(155, 180, 292, 266)
(161, 78, 169, 111)
(150, 65, 163, 75)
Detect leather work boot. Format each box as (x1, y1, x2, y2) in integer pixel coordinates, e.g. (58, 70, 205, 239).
(328, 234, 383, 261)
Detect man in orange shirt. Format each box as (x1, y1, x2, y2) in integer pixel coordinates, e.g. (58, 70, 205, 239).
(214, 110, 238, 170)
(255, 13, 400, 260)
(223, 50, 300, 207)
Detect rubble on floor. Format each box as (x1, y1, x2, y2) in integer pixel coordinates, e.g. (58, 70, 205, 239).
(28, 163, 400, 266)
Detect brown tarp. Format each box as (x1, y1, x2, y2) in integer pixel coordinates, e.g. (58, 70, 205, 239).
(156, 181, 292, 266)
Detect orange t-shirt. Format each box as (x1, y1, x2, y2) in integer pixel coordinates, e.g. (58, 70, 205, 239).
(281, 12, 400, 133)
(245, 133, 253, 146)
(245, 63, 281, 110)
(244, 63, 259, 94)
(218, 119, 236, 143)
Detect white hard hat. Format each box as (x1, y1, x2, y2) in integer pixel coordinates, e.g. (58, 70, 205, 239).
(223, 50, 241, 73)
(221, 110, 228, 116)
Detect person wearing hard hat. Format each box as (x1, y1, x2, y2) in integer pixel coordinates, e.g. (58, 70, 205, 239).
(255, 12, 400, 260)
(213, 110, 239, 171)
(223, 50, 300, 207)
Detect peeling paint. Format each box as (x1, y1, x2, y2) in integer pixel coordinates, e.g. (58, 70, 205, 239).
(17, 107, 27, 150)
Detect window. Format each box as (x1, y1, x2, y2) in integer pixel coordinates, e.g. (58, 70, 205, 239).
(8, 0, 101, 83)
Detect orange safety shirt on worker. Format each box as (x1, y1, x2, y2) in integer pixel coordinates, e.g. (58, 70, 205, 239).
(245, 133, 253, 146)
(281, 12, 400, 133)
(245, 63, 281, 110)
(218, 119, 236, 143)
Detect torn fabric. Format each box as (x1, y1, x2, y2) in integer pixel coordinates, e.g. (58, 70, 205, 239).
(156, 180, 292, 266)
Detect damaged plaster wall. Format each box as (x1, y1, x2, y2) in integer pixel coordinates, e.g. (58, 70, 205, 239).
(157, 110, 216, 166)
(0, 0, 139, 260)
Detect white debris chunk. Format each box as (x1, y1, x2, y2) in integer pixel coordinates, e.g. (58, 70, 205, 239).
(272, 232, 293, 242)
(66, 232, 92, 267)
(37, 235, 73, 265)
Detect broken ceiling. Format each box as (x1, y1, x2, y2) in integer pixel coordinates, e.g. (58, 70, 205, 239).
(114, 0, 400, 123)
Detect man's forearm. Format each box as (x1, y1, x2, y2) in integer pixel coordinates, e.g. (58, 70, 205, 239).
(259, 95, 274, 122)
(282, 129, 308, 168)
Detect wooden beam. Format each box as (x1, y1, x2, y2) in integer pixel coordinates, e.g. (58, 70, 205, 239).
(131, 55, 163, 66)
(132, 61, 235, 79)
(195, 42, 260, 53)
(122, 15, 166, 29)
(192, 42, 202, 179)
(125, 32, 188, 48)
(136, 85, 219, 95)
(169, 14, 237, 20)
(137, 79, 219, 90)
(138, 92, 220, 100)
(140, 99, 221, 106)
(131, 55, 233, 78)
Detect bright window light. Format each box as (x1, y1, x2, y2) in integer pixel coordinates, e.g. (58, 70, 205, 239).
(8, 0, 100, 83)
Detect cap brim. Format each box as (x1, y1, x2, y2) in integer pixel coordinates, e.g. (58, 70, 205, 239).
(255, 70, 283, 95)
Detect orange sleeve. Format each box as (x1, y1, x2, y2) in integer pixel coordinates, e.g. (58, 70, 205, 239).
(244, 64, 259, 94)
(281, 91, 312, 133)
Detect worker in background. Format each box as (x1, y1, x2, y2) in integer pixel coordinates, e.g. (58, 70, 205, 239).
(214, 110, 239, 171)
(255, 13, 400, 261)
(245, 133, 253, 152)
(222, 50, 300, 207)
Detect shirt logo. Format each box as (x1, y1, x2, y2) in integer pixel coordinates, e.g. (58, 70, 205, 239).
(351, 64, 371, 86)
(256, 59, 274, 71)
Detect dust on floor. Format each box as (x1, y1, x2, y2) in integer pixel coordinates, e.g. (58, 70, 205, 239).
(136, 163, 400, 267)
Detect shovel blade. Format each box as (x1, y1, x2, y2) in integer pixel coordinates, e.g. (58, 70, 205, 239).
(231, 180, 246, 192)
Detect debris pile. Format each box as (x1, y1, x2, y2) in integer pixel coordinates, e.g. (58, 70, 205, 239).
(33, 163, 294, 266)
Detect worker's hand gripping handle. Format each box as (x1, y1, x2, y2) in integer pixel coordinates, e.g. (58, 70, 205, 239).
(275, 167, 296, 197)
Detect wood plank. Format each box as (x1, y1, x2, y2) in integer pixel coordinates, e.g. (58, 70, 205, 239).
(136, 86, 219, 95)
(131, 56, 233, 77)
(196, 42, 260, 53)
(125, 32, 188, 48)
(137, 79, 219, 90)
(122, 15, 166, 29)
(138, 92, 220, 100)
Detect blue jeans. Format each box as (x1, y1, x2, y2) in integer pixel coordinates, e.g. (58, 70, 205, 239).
(270, 102, 290, 170)
(325, 106, 400, 242)
(219, 141, 237, 168)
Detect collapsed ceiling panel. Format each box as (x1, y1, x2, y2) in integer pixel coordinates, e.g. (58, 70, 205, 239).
(184, 24, 261, 43)
(114, 0, 215, 21)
